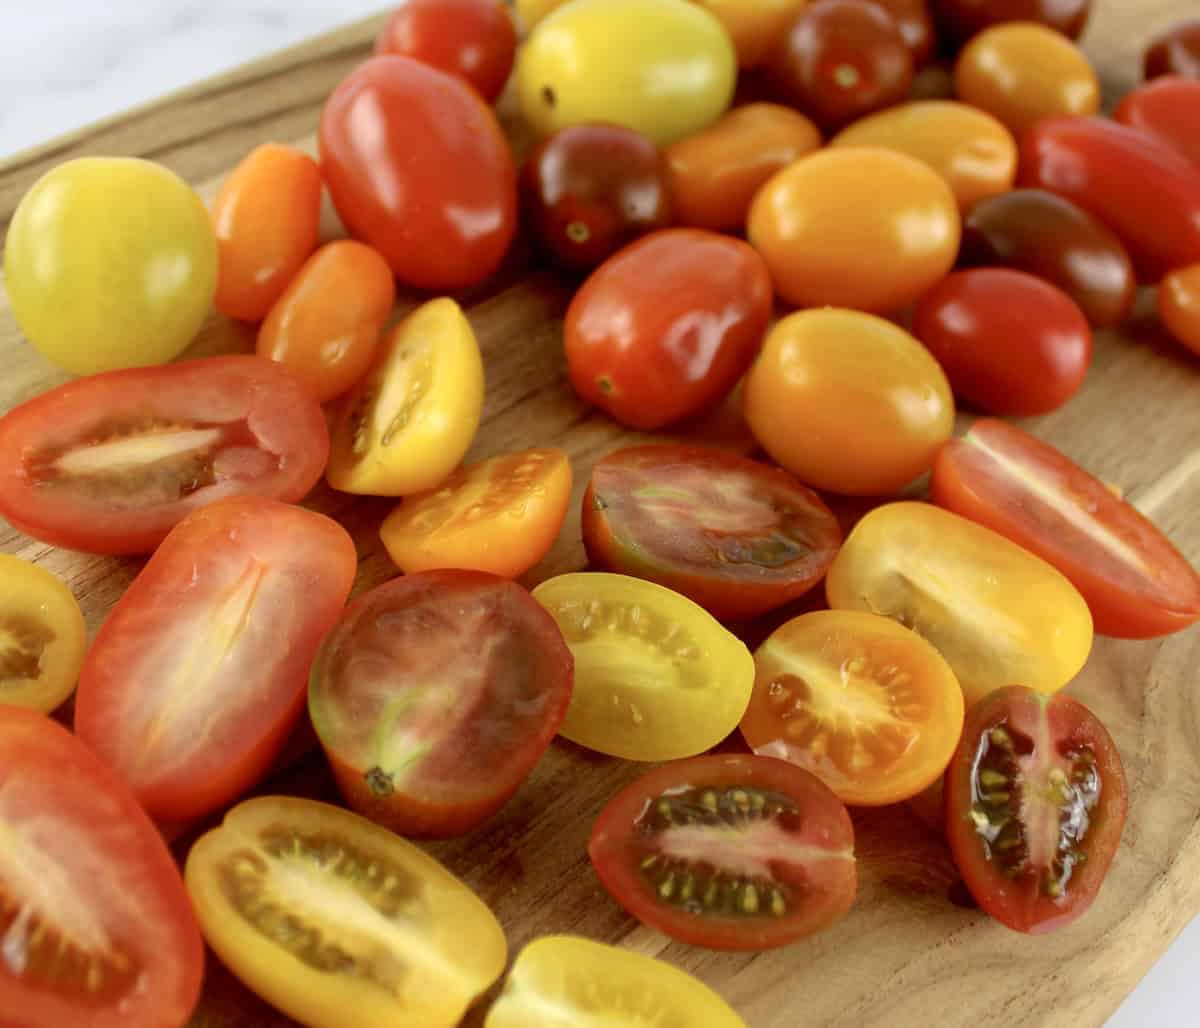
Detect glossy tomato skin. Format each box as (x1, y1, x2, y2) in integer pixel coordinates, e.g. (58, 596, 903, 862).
(870, 0, 938, 65)
(959, 189, 1136, 329)
(1160, 264, 1200, 358)
(588, 754, 856, 950)
(692, 0, 810, 68)
(0, 708, 204, 1028)
(75, 497, 357, 821)
(1018, 116, 1200, 282)
(1145, 19, 1200, 80)
(520, 123, 672, 272)
(1114, 76, 1200, 169)
(931, 419, 1200, 638)
(564, 229, 772, 430)
(945, 687, 1127, 934)
(932, 0, 1092, 43)
(0, 356, 329, 555)
(320, 56, 516, 290)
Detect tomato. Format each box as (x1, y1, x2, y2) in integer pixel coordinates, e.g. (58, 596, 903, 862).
(743, 309, 954, 496)
(516, 0, 737, 146)
(74, 497, 356, 821)
(532, 573, 754, 760)
(664, 103, 822, 232)
(741, 611, 964, 805)
(588, 754, 856, 949)
(1145, 19, 1200, 80)
(320, 56, 516, 290)
(826, 502, 1094, 707)
(211, 143, 322, 322)
(515, 0, 568, 29)
(932, 0, 1092, 43)
(0, 356, 329, 555)
(520, 123, 672, 272)
(581, 444, 842, 620)
(564, 229, 772, 430)
(327, 298, 484, 497)
(748, 147, 959, 313)
(1115, 76, 1200, 169)
(4, 158, 216, 376)
(869, 0, 937, 65)
(374, 0, 517, 102)
(486, 935, 748, 1027)
(0, 708, 203, 1028)
(1160, 264, 1200, 358)
(931, 419, 1200, 639)
(381, 448, 572, 579)
(959, 188, 1137, 329)
(256, 241, 396, 403)
(831, 101, 1014, 213)
(913, 268, 1092, 417)
(185, 796, 506, 1028)
(945, 687, 1128, 934)
(1018, 116, 1200, 282)
(0, 555, 86, 714)
(767, 0, 914, 131)
(908, 62, 955, 101)
(691, 0, 809, 68)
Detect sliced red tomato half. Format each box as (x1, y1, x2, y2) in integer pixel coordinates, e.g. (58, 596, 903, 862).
(0, 356, 329, 554)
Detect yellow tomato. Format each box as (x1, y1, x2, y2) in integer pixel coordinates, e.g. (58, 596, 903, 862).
(327, 298, 484, 497)
(691, 0, 809, 68)
(516, 0, 737, 146)
(514, 0, 569, 30)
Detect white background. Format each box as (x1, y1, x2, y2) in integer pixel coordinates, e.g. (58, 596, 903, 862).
(1, 2, 1197, 1025)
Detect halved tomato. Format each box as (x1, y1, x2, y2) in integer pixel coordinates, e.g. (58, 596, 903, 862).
(74, 497, 357, 822)
(588, 753, 856, 950)
(0, 356, 328, 554)
(581, 444, 842, 621)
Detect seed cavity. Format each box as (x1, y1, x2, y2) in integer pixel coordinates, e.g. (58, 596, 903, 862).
(0, 615, 56, 685)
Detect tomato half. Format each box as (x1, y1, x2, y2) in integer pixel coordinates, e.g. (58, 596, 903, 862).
(0, 356, 329, 555)
(185, 796, 507, 1028)
(1114, 76, 1200, 169)
(0, 708, 203, 1028)
(1160, 263, 1200, 358)
(1145, 18, 1200, 80)
(74, 497, 357, 821)
(588, 753, 856, 950)
(945, 687, 1128, 934)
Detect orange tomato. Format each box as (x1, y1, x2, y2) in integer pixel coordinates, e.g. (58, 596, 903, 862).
(691, 0, 809, 68)
(1159, 264, 1200, 358)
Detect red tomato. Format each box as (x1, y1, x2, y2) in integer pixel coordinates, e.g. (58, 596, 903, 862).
(945, 686, 1128, 934)
(74, 497, 357, 822)
(932, 0, 1092, 43)
(1114, 76, 1200, 169)
(319, 56, 517, 290)
(1145, 19, 1200, 80)
(931, 418, 1200, 638)
(0, 707, 204, 1028)
(0, 356, 329, 555)
(564, 229, 772, 430)
(588, 753, 857, 950)
(913, 268, 1092, 416)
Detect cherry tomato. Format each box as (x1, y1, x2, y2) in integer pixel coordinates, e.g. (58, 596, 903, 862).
(664, 103, 822, 232)
(515, 0, 568, 29)
(74, 497, 357, 821)
(945, 687, 1127, 934)
(826, 502, 1094, 707)
(913, 268, 1092, 417)
(959, 189, 1137, 329)
(0, 356, 329, 555)
(1160, 263, 1200, 358)
(1115, 76, 1200, 169)
(931, 419, 1200, 639)
(588, 754, 856, 949)
(532, 573, 754, 760)
(1145, 18, 1200, 80)
(4, 157, 216, 375)
(831, 100, 1016, 213)
(743, 309, 954, 496)
(0, 708, 203, 1028)
(564, 229, 772, 430)
(327, 298, 484, 497)
(520, 123, 672, 272)
(741, 610, 964, 805)
(1018, 116, 1200, 281)
(691, 0, 810, 68)
(932, 0, 1092, 43)
(211, 143, 322, 322)
(320, 56, 516, 290)
(748, 147, 960, 312)
(185, 796, 507, 1028)
(767, 0, 914, 131)
(870, 0, 937, 65)
(381, 448, 572, 579)
(374, 0, 517, 102)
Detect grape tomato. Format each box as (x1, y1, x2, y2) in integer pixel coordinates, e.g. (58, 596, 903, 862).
(933, 0, 1092, 43)
(1145, 19, 1200, 80)
(1160, 264, 1200, 358)
(1114, 76, 1200, 169)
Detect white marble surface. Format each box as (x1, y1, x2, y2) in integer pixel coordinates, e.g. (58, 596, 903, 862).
(2, 2, 1198, 1025)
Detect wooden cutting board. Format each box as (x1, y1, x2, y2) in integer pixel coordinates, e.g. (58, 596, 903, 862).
(3, 5, 1200, 1026)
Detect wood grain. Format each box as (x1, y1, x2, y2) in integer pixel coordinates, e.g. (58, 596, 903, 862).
(3, 4, 1200, 1027)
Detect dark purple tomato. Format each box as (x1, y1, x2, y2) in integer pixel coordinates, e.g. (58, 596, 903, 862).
(1145, 19, 1200, 80)
(871, 0, 938, 66)
(932, 0, 1091, 44)
(1115, 76, 1200, 169)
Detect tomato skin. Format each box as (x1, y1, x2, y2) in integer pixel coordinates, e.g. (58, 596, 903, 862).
(319, 55, 516, 290)
(1114, 76, 1200, 169)
(564, 229, 772, 430)
(870, 0, 938, 65)
(1160, 264, 1200, 358)
(692, 0, 810, 68)
(1145, 19, 1200, 80)
(932, 0, 1092, 43)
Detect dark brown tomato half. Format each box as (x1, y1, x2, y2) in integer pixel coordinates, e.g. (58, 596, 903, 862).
(308, 569, 574, 838)
(581, 444, 843, 621)
(1144, 19, 1200, 80)
(588, 753, 856, 951)
(944, 686, 1128, 934)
